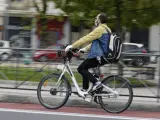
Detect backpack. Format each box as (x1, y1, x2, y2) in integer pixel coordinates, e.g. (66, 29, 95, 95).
(99, 27, 122, 63)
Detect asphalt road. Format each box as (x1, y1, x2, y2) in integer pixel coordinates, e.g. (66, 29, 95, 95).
(0, 102, 160, 120)
(0, 108, 159, 120)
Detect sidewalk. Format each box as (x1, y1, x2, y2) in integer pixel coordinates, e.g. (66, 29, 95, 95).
(0, 82, 160, 112)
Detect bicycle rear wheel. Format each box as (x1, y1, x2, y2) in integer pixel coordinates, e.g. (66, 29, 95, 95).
(37, 73, 71, 109)
(98, 76, 133, 113)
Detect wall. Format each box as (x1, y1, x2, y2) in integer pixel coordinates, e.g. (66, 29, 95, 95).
(0, 0, 7, 12)
(149, 24, 160, 52)
(58, 20, 70, 45)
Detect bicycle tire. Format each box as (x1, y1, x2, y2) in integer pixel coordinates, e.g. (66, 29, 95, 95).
(37, 73, 71, 109)
(98, 76, 133, 113)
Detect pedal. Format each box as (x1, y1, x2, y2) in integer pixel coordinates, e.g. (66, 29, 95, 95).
(83, 94, 93, 102)
(84, 97, 92, 102)
(93, 97, 100, 104)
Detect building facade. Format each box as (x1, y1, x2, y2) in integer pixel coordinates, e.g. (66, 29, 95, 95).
(1, 0, 70, 49)
(0, 0, 159, 51)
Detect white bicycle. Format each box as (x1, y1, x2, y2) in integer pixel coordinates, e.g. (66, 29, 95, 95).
(37, 47, 133, 113)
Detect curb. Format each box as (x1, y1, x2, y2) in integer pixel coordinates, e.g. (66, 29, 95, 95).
(0, 89, 160, 112)
(0, 81, 160, 112)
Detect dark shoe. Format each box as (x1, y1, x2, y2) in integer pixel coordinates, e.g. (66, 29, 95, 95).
(92, 82, 102, 91)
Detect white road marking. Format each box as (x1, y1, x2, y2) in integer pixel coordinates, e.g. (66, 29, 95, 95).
(0, 108, 159, 120)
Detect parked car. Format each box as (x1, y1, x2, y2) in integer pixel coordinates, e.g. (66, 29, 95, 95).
(0, 40, 12, 61)
(121, 43, 150, 67)
(33, 45, 63, 62)
(33, 44, 81, 62)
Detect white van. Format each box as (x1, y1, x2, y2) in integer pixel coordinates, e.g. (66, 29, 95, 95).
(0, 40, 12, 60)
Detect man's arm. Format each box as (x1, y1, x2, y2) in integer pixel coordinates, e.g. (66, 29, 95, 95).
(72, 26, 104, 48)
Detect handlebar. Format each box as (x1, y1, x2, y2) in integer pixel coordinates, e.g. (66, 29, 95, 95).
(57, 46, 84, 61)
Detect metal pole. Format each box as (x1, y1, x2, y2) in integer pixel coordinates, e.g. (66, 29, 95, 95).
(115, 0, 123, 76)
(157, 24, 160, 102)
(3, 0, 10, 40)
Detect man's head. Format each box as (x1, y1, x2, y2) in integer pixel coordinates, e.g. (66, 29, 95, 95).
(95, 13, 108, 26)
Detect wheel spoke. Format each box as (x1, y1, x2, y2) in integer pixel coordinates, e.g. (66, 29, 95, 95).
(115, 82, 128, 93)
(99, 76, 133, 113)
(37, 73, 70, 109)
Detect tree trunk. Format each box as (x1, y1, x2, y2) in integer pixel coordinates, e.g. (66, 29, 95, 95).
(115, 0, 123, 76)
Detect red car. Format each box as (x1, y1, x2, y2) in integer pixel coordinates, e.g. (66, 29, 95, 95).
(33, 45, 62, 62)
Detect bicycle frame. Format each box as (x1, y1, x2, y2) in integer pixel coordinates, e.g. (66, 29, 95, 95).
(56, 60, 119, 98)
(56, 61, 86, 98)
(37, 49, 133, 113)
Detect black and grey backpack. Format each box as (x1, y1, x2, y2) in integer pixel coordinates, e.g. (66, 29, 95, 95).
(100, 27, 122, 63)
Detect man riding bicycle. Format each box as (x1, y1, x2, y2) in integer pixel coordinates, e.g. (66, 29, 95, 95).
(65, 13, 111, 94)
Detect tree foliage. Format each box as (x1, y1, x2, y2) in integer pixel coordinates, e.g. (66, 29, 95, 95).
(53, 0, 160, 30)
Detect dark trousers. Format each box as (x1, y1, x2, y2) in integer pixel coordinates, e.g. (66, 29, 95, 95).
(77, 57, 107, 89)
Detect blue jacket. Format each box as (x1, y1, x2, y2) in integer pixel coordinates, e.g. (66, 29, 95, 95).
(88, 33, 110, 58)
(72, 24, 111, 58)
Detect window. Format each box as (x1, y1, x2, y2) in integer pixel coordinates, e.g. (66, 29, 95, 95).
(122, 45, 138, 52)
(9, 17, 31, 26)
(0, 42, 4, 47)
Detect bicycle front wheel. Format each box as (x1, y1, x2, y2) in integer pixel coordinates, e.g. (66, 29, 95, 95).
(37, 73, 71, 109)
(98, 76, 133, 113)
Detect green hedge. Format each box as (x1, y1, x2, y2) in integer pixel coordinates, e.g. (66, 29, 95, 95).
(0, 66, 156, 87)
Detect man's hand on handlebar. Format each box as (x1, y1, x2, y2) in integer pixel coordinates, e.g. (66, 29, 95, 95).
(64, 45, 86, 58)
(65, 45, 86, 54)
(65, 45, 73, 53)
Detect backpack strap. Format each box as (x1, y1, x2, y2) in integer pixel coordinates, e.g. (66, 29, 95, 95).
(101, 25, 112, 34)
(98, 26, 113, 61)
(98, 25, 111, 53)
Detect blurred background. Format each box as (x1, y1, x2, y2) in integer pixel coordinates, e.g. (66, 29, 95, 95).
(0, 0, 159, 50)
(0, 0, 160, 98)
